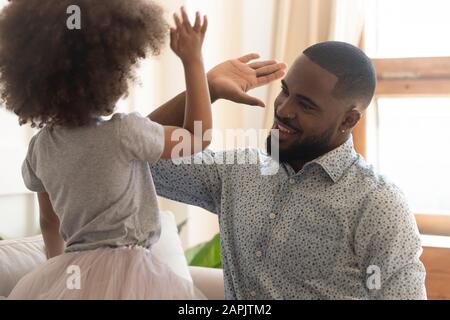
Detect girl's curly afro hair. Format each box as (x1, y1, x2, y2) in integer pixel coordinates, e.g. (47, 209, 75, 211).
(0, 0, 168, 128)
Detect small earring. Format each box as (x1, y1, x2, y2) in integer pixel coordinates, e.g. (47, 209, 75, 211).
(341, 129, 346, 133)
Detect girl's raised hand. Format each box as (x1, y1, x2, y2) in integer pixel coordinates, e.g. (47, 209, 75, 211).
(170, 7, 208, 64)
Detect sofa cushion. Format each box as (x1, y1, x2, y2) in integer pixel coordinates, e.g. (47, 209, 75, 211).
(0, 235, 45, 298)
(0, 211, 192, 298)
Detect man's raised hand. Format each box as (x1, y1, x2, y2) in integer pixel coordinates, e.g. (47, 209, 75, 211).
(207, 53, 287, 107)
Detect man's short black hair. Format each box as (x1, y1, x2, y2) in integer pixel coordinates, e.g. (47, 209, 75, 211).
(303, 41, 376, 109)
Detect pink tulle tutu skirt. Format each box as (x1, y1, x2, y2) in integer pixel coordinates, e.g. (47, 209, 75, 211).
(8, 245, 206, 300)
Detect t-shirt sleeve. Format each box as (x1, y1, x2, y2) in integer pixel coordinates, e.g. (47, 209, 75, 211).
(118, 112, 165, 164)
(22, 136, 46, 193)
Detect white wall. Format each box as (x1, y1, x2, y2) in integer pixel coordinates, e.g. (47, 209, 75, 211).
(0, 0, 37, 239)
(0, 101, 40, 239)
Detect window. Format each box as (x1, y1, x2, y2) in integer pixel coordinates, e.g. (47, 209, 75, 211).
(376, 97, 450, 214)
(367, 0, 450, 58)
(365, 0, 450, 235)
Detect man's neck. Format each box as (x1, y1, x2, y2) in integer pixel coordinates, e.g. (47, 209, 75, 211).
(288, 160, 308, 173)
(286, 135, 351, 173)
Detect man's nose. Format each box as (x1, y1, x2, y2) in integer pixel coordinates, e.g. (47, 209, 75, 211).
(276, 99, 296, 120)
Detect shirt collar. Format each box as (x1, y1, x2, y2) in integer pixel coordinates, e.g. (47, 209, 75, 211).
(283, 136, 359, 183)
(309, 136, 358, 183)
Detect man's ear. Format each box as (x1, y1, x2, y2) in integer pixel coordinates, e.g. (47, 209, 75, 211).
(340, 108, 362, 131)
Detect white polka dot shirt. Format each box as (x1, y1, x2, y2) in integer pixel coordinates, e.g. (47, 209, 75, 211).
(151, 137, 426, 300)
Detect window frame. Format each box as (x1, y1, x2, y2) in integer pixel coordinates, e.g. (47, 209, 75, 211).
(372, 56, 450, 236)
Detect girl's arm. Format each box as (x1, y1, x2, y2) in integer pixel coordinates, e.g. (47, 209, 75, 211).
(160, 8, 211, 160)
(37, 192, 64, 259)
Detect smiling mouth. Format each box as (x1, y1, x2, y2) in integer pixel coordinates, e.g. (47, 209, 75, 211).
(273, 120, 299, 135)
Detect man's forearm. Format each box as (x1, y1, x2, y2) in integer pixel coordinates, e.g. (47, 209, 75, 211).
(148, 83, 218, 127)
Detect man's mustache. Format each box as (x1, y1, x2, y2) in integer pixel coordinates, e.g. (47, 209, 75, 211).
(274, 114, 301, 133)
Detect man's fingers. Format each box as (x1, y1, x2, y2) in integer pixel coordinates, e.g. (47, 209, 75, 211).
(249, 60, 277, 70)
(256, 69, 286, 86)
(236, 92, 265, 108)
(238, 53, 260, 63)
(255, 63, 287, 77)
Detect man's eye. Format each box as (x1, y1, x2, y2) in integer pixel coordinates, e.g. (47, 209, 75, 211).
(299, 101, 313, 110)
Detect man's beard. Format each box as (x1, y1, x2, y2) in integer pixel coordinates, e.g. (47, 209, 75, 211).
(266, 125, 335, 163)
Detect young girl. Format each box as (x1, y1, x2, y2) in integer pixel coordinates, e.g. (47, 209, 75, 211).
(2, 0, 211, 299)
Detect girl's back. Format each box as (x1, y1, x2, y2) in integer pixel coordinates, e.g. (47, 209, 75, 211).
(2, 0, 211, 299)
(25, 113, 164, 252)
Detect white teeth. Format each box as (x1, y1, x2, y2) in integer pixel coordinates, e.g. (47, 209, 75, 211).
(277, 123, 293, 134)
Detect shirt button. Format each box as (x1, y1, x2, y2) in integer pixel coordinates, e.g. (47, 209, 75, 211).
(250, 291, 257, 297)
(269, 213, 276, 219)
(289, 178, 296, 184)
(255, 250, 262, 257)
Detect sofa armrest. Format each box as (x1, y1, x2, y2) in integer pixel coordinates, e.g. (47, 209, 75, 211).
(189, 267, 225, 300)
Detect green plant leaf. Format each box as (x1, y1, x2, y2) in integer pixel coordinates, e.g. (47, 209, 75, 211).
(185, 233, 221, 268)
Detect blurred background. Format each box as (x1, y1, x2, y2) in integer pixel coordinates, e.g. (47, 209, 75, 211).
(1, 0, 450, 298)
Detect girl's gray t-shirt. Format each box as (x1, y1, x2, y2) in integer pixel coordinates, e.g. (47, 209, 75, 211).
(22, 112, 165, 253)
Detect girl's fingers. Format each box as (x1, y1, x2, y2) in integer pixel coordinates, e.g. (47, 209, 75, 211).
(201, 15, 208, 34)
(175, 7, 206, 35)
(180, 7, 192, 31)
(173, 13, 182, 30)
(170, 28, 177, 44)
(238, 53, 261, 63)
(193, 12, 201, 32)
(170, 28, 179, 52)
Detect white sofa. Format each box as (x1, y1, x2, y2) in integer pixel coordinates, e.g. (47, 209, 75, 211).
(0, 211, 224, 299)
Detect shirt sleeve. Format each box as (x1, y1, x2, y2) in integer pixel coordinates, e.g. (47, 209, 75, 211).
(118, 112, 165, 164)
(355, 184, 427, 300)
(22, 135, 46, 193)
(150, 149, 225, 215)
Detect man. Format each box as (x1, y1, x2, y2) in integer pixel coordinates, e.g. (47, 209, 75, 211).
(148, 41, 426, 299)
